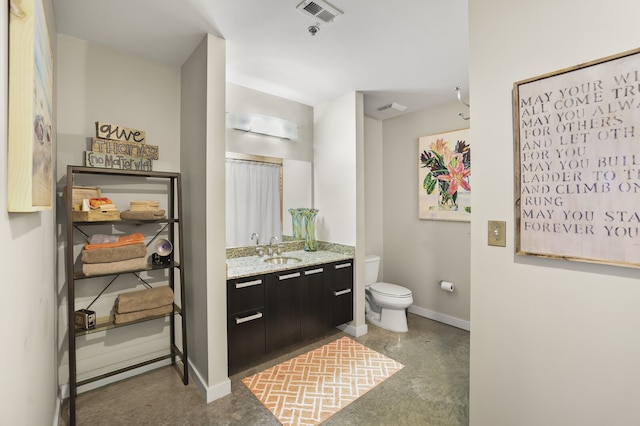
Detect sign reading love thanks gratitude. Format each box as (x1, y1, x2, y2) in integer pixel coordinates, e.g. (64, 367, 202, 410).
(513, 48, 640, 268)
(85, 151, 153, 171)
(91, 138, 159, 160)
(96, 121, 146, 144)
(86, 121, 158, 170)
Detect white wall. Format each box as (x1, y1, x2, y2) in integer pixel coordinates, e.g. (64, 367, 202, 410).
(1, 1, 58, 425)
(55, 35, 182, 392)
(56, 35, 180, 172)
(314, 92, 359, 246)
(364, 117, 384, 277)
(380, 101, 471, 328)
(469, 0, 640, 424)
(226, 83, 314, 163)
(225, 83, 315, 238)
(314, 91, 366, 335)
(180, 34, 230, 402)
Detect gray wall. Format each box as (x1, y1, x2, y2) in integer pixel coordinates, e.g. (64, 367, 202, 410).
(469, 0, 640, 424)
(180, 34, 229, 401)
(180, 36, 211, 390)
(226, 83, 314, 163)
(55, 35, 182, 392)
(379, 101, 471, 327)
(1, 1, 58, 424)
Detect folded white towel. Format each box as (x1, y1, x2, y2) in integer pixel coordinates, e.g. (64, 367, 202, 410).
(87, 234, 119, 244)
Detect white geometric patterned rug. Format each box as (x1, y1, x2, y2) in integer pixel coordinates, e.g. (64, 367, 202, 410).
(242, 336, 404, 425)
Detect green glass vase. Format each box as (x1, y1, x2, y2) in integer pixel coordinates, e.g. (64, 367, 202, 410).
(289, 208, 304, 240)
(302, 208, 319, 251)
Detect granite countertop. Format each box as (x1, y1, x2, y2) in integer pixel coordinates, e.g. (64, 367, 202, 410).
(226, 250, 353, 279)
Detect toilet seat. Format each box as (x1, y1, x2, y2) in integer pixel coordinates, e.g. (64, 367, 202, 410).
(369, 282, 412, 298)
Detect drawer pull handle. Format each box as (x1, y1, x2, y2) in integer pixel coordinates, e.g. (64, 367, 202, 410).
(235, 279, 262, 289)
(235, 312, 263, 324)
(279, 272, 301, 280)
(334, 263, 352, 269)
(334, 289, 352, 296)
(304, 268, 324, 275)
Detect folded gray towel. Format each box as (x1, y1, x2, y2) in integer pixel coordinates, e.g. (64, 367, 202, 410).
(120, 209, 166, 221)
(81, 256, 148, 276)
(114, 304, 173, 325)
(115, 286, 174, 314)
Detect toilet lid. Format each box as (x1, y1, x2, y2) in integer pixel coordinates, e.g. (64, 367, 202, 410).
(370, 282, 412, 297)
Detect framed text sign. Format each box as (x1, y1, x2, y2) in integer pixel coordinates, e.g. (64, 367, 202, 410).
(514, 48, 640, 268)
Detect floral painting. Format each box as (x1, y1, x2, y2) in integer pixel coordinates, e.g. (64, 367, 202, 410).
(418, 128, 471, 221)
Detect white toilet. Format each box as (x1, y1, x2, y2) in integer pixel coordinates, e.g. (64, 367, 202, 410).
(364, 254, 413, 332)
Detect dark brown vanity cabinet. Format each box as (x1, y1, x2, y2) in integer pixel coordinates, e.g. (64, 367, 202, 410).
(228, 258, 353, 372)
(327, 260, 354, 327)
(265, 270, 303, 352)
(300, 266, 332, 340)
(227, 275, 266, 372)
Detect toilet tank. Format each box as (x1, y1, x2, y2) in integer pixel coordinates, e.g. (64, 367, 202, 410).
(364, 254, 380, 285)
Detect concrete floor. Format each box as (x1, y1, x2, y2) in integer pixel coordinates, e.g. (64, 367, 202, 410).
(61, 314, 469, 425)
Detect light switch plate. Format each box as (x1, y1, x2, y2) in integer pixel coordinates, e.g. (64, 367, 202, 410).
(488, 220, 506, 247)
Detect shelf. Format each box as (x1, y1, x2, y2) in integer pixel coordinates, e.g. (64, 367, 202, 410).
(75, 305, 182, 336)
(72, 218, 180, 226)
(73, 261, 181, 280)
(68, 165, 180, 179)
(76, 352, 180, 388)
(65, 165, 187, 426)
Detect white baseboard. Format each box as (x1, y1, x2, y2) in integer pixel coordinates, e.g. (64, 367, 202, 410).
(53, 393, 62, 426)
(188, 360, 231, 403)
(408, 305, 471, 331)
(337, 322, 368, 337)
(58, 358, 172, 399)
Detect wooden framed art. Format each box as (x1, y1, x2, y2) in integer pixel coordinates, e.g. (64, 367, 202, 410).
(8, 0, 53, 212)
(513, 48, 640, 268)
(418, 128, 471, 221)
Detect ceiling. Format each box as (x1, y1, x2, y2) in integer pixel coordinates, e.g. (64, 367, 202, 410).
(52, 0, 469, 121)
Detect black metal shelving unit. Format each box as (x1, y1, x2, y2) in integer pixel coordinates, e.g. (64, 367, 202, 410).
(65, 165, 188, 426)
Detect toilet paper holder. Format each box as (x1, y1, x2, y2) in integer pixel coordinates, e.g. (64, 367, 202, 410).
(439, 280, 454, 292)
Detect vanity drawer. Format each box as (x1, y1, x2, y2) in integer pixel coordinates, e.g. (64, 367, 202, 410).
(227, 276, 265, 314)
(228, 310, 266, 373)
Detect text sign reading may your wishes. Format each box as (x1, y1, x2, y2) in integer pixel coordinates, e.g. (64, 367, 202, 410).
(514, 48, 640, 268)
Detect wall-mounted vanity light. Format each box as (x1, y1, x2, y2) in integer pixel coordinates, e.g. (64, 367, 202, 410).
(226, 112, 298, 140)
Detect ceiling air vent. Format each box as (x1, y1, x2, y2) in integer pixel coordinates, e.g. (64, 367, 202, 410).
(296, 0, 343, 24)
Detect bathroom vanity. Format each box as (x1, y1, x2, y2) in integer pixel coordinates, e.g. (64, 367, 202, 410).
(226, 251, 353, 373)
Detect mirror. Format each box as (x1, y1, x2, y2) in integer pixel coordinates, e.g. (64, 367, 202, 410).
(226, 153, 312, 248)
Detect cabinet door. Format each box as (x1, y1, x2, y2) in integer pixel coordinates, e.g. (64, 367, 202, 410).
(301, 266, 330, 340)
(266, 270, 302, 352)
(227, 277, 266, 373)
(227, 310, 265, 373)
(328, 261, 354, 327)
(228, 277, 265, 314)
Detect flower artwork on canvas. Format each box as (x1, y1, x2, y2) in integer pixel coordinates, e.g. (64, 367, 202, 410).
(418, 128, 471, 221)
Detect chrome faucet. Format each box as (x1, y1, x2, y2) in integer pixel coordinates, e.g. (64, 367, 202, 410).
(268, 236, 281, 256)
(251, 233, 264, 257)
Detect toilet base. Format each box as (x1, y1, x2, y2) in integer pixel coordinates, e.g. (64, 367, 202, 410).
(366, 307, 408, 333)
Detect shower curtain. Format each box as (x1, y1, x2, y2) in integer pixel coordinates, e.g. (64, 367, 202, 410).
(226, 159, 281, 247)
